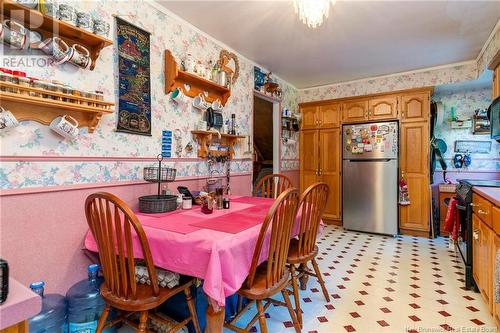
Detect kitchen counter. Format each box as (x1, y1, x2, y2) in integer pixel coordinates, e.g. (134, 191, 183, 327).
(0, 278, 41, 330)
(473, 186, 500, 207)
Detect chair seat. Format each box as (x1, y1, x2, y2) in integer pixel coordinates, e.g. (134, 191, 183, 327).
(238, 262, 290, 300)
(287, 239, 318, 265)
(100, 277, 195, 312)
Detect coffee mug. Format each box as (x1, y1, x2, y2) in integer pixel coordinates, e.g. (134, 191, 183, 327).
(67, 44, 91, 69)
(39, 0, 58, 18)
(0, 107, 19, 132)
(35, 37, 71, 65)
(196, 120, 208, 131)
(171, 87, 189, 104)
(49, 115, 79, 139)
(192, 93, 209, 110)
(58, 4, 76, 25)
(1, 20, 27, 49)
(93, 19, 110, 37)
(211, 99, 223, 111)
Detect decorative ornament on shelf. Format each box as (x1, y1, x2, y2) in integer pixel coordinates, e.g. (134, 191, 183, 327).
(293, 0, 336, 29)
(218, 50, 240, 85)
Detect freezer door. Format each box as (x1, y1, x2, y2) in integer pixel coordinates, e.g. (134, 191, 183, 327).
(342, 121, 398, 160)
(342, 159, 398, 235)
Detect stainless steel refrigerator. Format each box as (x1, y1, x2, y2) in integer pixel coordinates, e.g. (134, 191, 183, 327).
(342, 121, 398, 235)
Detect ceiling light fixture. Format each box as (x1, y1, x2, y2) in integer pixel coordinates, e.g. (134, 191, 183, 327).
(293, 0, 335, 29)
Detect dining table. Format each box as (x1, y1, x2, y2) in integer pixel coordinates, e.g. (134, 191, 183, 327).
(84, 195, 306, 333)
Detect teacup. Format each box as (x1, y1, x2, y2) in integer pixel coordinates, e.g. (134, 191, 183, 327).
(76, 12, 93, 32)
(93, 19, 110, 37)
(58, 4, 77, 25)
(36, 37, 71, 65)
(1, 20, 27, 49)
(39, 0, 58, 18)
(211, 99, 223, 111)
(67, 44, 91, 69)
(49, 115, 79, 139)
(192, 93, 210, 110)
(0, 107, 19, 132)
(171, 87, 189, 104)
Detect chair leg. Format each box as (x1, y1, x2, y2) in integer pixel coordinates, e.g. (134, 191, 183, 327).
(298, 263, 309, 290)
(311, 258, 330, 302)
(237, 295, 243, 312)
(138, 311, 148, 333)
(96, 304, 110, 333)
(256, 300, 268, 333)
(184, 287, 201, 333)
(290, 264, 303, 328)
(282, 290, 301, 333)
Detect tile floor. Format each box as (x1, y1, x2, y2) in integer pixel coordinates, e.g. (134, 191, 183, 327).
(121, 225, 497, 333)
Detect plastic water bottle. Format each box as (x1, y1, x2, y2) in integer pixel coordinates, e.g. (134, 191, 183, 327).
(66, 264, 116, 333)
(29, 281, 67, 333)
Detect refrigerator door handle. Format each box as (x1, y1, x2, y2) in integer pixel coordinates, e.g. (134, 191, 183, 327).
(347, 158, 392, 162)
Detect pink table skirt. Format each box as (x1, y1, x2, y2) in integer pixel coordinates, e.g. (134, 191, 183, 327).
(84, 196, 280, 307)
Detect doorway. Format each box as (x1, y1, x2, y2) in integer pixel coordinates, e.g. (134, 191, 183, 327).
(252, 93, 280, 189)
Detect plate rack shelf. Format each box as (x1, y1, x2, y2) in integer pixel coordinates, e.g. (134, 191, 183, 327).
(165, 50, 231, 106)
(0, 81, 114, 133)
(191, 130, 244, 159)
(1, 0, 113, 70)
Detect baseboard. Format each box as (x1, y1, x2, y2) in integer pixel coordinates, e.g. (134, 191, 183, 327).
(323, 218, 342, 226)
(399, 228, 431, 238)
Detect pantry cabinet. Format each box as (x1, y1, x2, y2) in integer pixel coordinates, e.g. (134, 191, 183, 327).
(300, 104, 342, 224)
(301, 104, 340, 129)
(472, 189, 500, 323)
(399, 120, 430, 234)
(488, 49, 500, 100)
(0, 321, 28, 333)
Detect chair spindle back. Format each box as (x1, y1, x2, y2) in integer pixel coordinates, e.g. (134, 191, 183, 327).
(253, 174, 293, 199)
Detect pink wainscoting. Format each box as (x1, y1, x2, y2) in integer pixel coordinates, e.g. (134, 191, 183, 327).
(282, 170, 300, 189)
(0, 174, 252, 294)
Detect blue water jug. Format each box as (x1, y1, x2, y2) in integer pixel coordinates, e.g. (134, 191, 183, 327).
(28, 281, 67, 333)
(66, 264, 116, 333)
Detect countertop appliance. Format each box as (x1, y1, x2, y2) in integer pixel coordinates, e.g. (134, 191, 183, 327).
(342, 121, 399, 235)
(455, 179, 500, 290)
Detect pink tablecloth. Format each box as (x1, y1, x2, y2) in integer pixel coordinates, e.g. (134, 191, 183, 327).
(84, 196, 277, 307)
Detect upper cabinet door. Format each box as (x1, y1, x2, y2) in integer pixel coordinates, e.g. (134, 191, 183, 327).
(368, 95, 398, 120)
(319, 103, 340, 128)
(400, 92, 430, 123)
(301, 106, 319, 130)
(342, 100, 369, 123)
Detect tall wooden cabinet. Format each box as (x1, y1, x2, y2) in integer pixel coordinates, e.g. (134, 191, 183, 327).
(300, 88, 432, 235)
(300, 103, 342, 223)
(489, 49, 500, 100)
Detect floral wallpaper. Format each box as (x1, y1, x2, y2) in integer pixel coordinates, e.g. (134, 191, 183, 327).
(432, 86, 499, 172)
(0, 0, 298, 189)
(299, 62, 478, 103)
(477, 23, 500, 73)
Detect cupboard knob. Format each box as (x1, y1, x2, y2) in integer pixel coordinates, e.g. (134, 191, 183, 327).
(473, 230, 480, 240)
(477, 209, 488, 215)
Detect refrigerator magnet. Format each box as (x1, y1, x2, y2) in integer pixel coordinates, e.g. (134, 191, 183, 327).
(364, 144, 373, 152)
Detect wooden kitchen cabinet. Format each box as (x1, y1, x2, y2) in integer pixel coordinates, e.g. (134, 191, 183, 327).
(400, 92, 430, 123)
(300, 104, 342, 224)
(494, 232, 500, 326)
(0, 322, 28, 333)
(319, 128, 341, 221)
(342, 100, 369, 123)
(473, 213, 481, 289)
(301, 106, 319, 130)
(479, 219, 493, 312)
(319, 103, 341, 129)
(368, 95, 399, 120)
(399, 121, 430, 234)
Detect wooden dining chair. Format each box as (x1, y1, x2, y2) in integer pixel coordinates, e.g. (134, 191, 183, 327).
(287, 182, 330, 327)
(85, 192, 201, 333)
(224, 188, 301, 333)
(253, 173, 293, 199)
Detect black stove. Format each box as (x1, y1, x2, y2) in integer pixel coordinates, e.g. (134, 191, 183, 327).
(455, 179, 500, 290)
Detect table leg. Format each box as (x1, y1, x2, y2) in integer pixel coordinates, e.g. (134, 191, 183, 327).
(299, 263, 309, 290)
(205, 300, 225, 333)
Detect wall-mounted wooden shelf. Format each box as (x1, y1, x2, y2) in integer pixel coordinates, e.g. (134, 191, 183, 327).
(191, 130, 244, 159)
(165, 50, 231, 105)
(0, 81, 114, 133)
(1, 0, 113, 70)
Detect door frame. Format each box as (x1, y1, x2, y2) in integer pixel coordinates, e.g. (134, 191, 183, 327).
(253, 91, 281, 174)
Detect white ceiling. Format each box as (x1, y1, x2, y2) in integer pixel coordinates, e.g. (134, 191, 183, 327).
(159, 1, 500, 89)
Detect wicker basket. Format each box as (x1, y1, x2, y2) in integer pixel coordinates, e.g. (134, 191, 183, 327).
(138, 195, 177, 214)
(143, 167, 176, 183)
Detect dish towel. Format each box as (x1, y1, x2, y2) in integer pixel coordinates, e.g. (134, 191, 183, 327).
(495, 248, 500, 304)
(444, 198, 459, 241)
